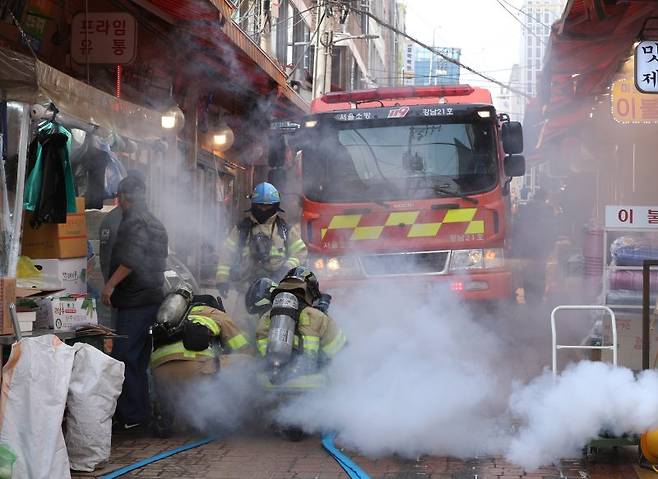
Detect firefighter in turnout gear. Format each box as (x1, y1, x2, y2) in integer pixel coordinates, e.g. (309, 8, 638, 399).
(215, 182, 307, 297)
(254, 267, 346, 388)
(150, 293, 251, 435)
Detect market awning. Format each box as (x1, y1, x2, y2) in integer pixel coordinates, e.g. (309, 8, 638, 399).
(525, 0, 658, 156)
(136, 0, 309, 119)
(0, 47, 163, 140)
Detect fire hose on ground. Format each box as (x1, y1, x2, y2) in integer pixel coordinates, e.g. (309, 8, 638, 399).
(322, 433, 371, 479)
(97, 433, 370, 478)
(98, 436, 218, 479)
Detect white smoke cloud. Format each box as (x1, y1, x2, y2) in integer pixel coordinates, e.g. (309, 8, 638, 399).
(506, 361, 658, 470)
(174, 357, 270, 434)
(275, 283, 514, 459)
(266, 281, 658, 471)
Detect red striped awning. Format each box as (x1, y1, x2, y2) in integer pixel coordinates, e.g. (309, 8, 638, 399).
(525, 0, 658, 158)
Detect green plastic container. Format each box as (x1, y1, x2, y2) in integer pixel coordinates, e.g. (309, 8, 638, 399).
(0, 444, 16, 479)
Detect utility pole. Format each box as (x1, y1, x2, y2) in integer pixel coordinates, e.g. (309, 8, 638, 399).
(312, 0, 333, 99)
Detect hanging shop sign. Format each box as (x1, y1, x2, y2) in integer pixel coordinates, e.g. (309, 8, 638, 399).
(611, 79, 658, 124)
(71, 12, 137, 65)
(635, 41, 658, 94)
(605, 205, 658, 229)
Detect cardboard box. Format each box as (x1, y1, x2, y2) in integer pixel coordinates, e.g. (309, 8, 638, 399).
(21, 197, 88, 259)
(31, 257, 87, 295)
(33, 296, 98, 331)
(0, 278, 16, 335)
(17, 311, 35, 333)
(601, 312, 658, 370)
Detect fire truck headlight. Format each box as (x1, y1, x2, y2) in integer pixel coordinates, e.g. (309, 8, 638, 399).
(450, 248, 504, 271)
(450, 249, 484, 271)
(483, 248, 504, 269)
(327, 257, 341, 271)
(311, 256, 361, 278)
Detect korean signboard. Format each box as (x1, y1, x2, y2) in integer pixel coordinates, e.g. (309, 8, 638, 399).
(611, 79, 658, 124)
(635, 41, 658, 94)
(605, 205, 658, 229)
(71, 12, 137, 65)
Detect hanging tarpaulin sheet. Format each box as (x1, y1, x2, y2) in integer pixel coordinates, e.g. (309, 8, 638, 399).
(0, 47, 163, 140)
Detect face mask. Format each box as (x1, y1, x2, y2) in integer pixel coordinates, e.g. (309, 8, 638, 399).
(251, 204, 278, 223)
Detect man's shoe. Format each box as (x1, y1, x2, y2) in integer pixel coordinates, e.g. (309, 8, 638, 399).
(112, 421, 143, 433)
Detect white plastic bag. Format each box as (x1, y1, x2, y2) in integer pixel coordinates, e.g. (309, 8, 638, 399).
(0, 335, 74, 479)
(65, 343, 125, 472)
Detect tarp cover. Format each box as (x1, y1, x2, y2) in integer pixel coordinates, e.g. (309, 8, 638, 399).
(0, 335, 74, 479)
(66, 343, 125, 472)
(0, 47, 164, 140)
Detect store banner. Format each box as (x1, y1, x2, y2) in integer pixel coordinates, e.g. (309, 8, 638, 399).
(605, 205, 658, 229)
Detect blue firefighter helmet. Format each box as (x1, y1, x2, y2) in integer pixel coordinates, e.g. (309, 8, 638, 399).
(251, 182, 280, 205)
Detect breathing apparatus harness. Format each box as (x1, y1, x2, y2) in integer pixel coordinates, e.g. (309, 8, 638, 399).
(231, 216, 289, 279)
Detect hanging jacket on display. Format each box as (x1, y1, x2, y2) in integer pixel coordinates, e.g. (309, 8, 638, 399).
(71, 136, 126, 210)
(23, 122, 77, 226)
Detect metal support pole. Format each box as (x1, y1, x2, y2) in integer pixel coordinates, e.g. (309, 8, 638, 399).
(8, 105, 30, 277)
(312, 0, 330, 99)
(642, 260, 658, 370)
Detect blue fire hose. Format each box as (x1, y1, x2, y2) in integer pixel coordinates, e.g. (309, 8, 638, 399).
(98, 436, 217, 479)
(99, 433, 367, 478)
(322, 433, 371, 479)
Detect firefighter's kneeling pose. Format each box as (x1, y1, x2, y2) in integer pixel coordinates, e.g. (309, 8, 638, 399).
(150, 285, 251, 435)
(251, 267, 346, 391)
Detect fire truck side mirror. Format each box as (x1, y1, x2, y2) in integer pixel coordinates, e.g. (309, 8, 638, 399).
(501, 121, 523, 154)
(504, 154, 526, 178)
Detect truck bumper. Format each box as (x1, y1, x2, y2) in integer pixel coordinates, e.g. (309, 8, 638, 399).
(321, 270, 513, 302)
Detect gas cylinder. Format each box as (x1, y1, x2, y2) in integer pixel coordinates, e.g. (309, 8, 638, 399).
(156, 284, 193, 327)
(266, 292, 299, 381)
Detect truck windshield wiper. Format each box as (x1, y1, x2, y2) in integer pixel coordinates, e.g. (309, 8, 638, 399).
(433, 185, 479, 204)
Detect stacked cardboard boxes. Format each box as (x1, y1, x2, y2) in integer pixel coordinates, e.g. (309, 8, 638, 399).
(16, 197, 98, 333)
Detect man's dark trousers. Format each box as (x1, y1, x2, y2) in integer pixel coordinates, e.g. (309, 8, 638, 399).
(113, 304, 159, 424)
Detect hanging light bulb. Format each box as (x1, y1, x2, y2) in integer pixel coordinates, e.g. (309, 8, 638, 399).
(161, 104, 185, 132)
(212, 120, 235, 151)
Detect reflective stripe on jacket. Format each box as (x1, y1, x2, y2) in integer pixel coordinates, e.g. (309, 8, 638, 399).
(151, 305, 251, 368)
(255, 306, 346, 359)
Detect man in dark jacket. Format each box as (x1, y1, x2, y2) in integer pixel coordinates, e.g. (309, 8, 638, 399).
(102, 174, 168, 431)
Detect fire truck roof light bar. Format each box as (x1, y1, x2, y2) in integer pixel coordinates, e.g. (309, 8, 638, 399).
(322, 85, 476, 104)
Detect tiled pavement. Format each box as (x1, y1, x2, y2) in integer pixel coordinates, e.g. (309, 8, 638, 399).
(71, 430, 646, 479)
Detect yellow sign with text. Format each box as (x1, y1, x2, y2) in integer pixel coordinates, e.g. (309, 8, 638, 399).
(611, 79, 658, 124)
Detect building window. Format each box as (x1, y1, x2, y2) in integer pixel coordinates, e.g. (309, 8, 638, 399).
(292, 7, 309, 72)
(275, 0, 289, 65)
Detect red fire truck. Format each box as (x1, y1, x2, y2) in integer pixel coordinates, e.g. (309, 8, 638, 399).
(292, 85, 525, 302)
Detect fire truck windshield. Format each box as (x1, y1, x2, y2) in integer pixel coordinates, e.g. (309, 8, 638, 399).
(301, 119, 498, 203)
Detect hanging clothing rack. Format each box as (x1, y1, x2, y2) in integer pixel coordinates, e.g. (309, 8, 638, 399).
(29, 104, 106, 135)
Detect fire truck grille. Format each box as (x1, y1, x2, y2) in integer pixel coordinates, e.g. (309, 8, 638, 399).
(359, 251, 450, 277)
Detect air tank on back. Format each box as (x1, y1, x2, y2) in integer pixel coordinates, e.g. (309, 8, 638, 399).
(156, 283, 193, 328)
(266, 291, 299, 382)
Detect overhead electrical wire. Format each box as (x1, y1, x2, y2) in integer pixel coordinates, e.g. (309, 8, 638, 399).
(495, 0, 547, 46)
(498, 0, 552, 29)
(327, 1, 531, 98)
(285, 7, 326, 79)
